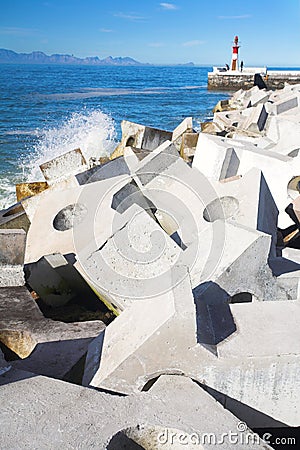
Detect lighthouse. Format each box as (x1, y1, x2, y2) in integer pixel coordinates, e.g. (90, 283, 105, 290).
(231, 35, 240, 71)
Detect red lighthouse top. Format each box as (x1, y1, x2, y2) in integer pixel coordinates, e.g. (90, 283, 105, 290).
(233, 36, 239, 46)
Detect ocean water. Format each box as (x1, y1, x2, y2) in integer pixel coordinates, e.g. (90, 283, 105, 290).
(0, 64, 229, 208)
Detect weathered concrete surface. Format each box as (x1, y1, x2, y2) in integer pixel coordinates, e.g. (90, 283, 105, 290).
(110, 120, 173, 160)
(192, 132, 300, 228)
(76, 155, 130, 185)
(84, 267, 196, 390)
(83, 274, 300, 427)
(179, 132, 199, 162)
(24, 175, 130, 264)
(0, 286, 105, 379)
(16, 181, 48, 202)
(39, 148, 87, 185)
(134, 151, 281, 300)
(0, 229, 26, 287)
(0, 202, 30, 232)
(0, 229, 26, 265)
(0, 371, 271, 449)
(20, 176, 79, 223)
(0, 265, 25, 287)
(81, 208, 182, 310)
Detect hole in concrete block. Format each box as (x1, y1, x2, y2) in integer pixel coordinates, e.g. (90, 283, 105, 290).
(126, 136, 135, 147)
(287, 176, 300, 200)
(203, 196, 239, 222)
(53, 203, 88, 231)
(107, 431, 144, 449)
(141, 376, 160, 392)
(107, 426, 188, 450)
(228, 292, 253, 303)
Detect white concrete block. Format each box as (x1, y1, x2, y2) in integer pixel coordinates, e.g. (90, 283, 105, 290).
(248, 89, 270, 107)
(0, 286, 105, 380)
(0, 372, 271, 449)
(80, 207, 183, 310)
(39, 148, 88, 185)
(243, 104, 268, 133)
(84, 267, 197, 392)
(193, 133, 300, 228)
(24, 174, 130, 264)
(172, 116, 193, 142)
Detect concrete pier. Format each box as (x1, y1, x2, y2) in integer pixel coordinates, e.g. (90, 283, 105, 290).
(208, 67, 300, 91)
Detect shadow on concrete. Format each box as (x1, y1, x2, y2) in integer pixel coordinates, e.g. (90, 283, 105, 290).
(0, 368, 36, 387)
(195, 382, 289, 429)
(193, 282, 237, 348)
(254, 73, 267, 89)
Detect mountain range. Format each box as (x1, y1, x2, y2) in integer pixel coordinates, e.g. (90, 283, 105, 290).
(0, 49, 194, 66)
(0, 49, 147, 66)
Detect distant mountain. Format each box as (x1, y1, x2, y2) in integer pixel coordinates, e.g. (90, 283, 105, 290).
(0, 49, 147, 66)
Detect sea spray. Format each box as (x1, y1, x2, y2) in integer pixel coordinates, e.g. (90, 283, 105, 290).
(0, 109, 117, 209)
(21, 109, 117, 182)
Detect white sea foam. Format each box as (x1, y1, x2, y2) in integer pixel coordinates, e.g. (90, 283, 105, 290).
(21, 109, 117, 182)
(0, 109, 117, 209)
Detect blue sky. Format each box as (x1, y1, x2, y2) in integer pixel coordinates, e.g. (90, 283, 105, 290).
(1, 0, 300, 65)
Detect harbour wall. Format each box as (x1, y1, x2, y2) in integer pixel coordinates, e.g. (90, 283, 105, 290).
(208, 71, 300, 91)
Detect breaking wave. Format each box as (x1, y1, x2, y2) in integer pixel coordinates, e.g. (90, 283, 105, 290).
(21, 109, 117, 182)
(0, 109, 117, 209)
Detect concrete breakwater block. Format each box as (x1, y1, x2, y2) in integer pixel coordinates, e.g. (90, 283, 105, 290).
(0, 372, 271, 449)
(243, 103, 268, 133)
(0, 285, 105, 379)
(83, 275, 300, 427)
(0, 229, 26, 266)
(0, 201, 30, 232)
(0, 229, 26, 287)
(15, 181, 48, 202)
(83, 267, 197, 392)
(24, 174, 130, 264)
(39, 148, 88, 185)
(179, 132, 199, 162)
(80, 207, 183, 310)
(110, 120, 173, 160)
(192, 131, 300, 228)
(110, 118, 192, 160)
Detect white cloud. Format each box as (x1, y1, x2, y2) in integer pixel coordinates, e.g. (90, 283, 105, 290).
(114, 12, 146, 21)
(100, 28, 114, 33)
(182, 40, 205, 47)
(160, 3, 178, 10)
(218, 14, 252, 19)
